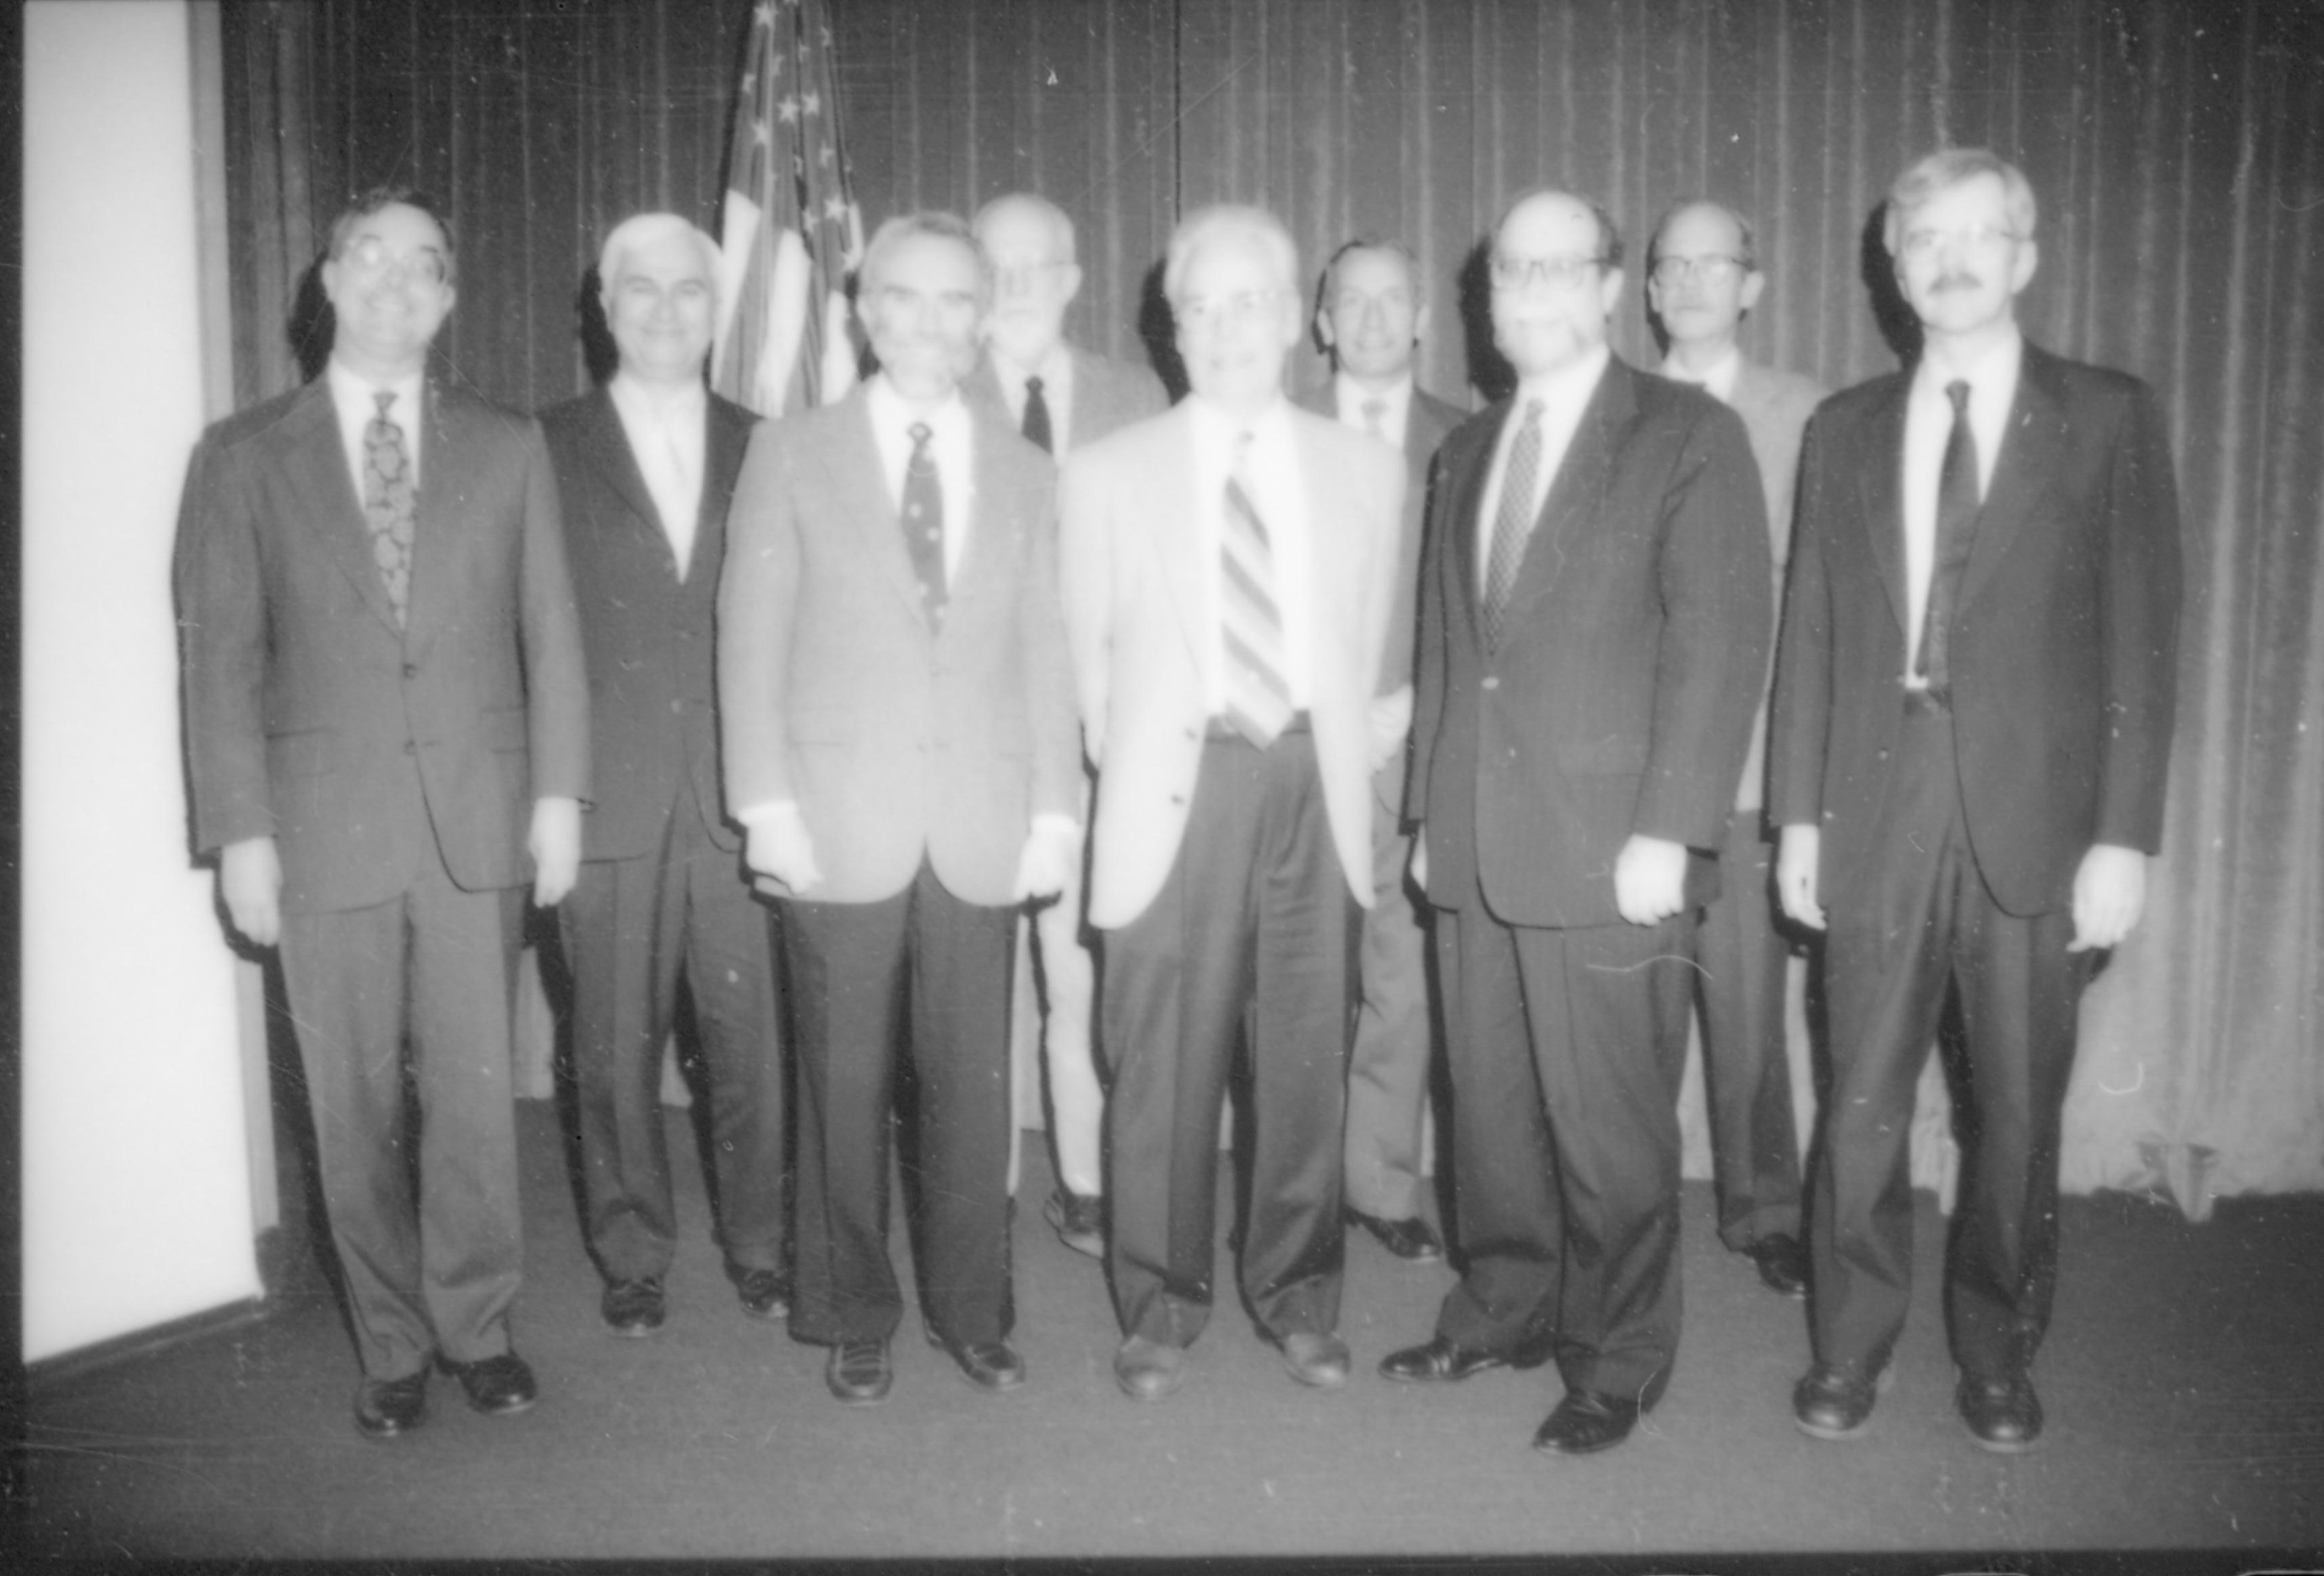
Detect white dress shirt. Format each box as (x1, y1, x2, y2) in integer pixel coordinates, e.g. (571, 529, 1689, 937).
(1901, 328, 2021, 686)
(867, 373, 976, 583)
(987, 343, 1076, 456)
(1475, 343, 1609, 598)
(327, 359, 424, 502)
(1332, 371, 1413, 451)
(1659, 343, 1741, 405)
(607, 372, 707, 579)
(1186, 393, 1316, 712)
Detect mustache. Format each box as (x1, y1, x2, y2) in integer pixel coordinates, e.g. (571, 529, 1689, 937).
(1930, 271, 1985, 293)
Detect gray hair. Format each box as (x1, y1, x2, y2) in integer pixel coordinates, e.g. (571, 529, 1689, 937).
(1884, 148, 2039, 257)
(1164, 204, 1300, 305)
(596, 212, 722, 301)
(860, 210, 992, 307)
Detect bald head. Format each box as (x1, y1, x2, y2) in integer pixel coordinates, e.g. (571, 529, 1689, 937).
(1488, 189, 1625, 381)
(975, 192, 1083, 371)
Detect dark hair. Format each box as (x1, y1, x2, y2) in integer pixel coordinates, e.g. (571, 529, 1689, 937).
(327, 185, 458, 284)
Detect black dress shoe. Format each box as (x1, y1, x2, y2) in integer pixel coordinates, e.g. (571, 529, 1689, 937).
(1793, 1360, 1891, 1441)
(825, 1339, 892, 1405)
(1956, 1371, 2043, 1453)
(935, 1336, 1027, 1392)
(1532, 1390, 1643, 1455)
(1744, 1233, 1810, 1298)
(727, 1264, 792, 1321)
(601, 1276, 666, 1338)
(1346, 1208, 1446, 1263)
(1379, 1334, 1507, 1382)
(353, 1370, 428, 1439)
(436, 1351, 538, 1417)
(1042, 1187, 1105, 1258)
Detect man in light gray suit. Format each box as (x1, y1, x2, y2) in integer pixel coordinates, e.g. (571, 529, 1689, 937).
(1645, 199, 1828, 1300)
(1295, 238, 1465, 1264)
(965, 192, 1169, 1260)
(719, 211, 1081, 1406)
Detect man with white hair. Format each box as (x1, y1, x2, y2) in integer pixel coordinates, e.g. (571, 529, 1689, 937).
(540, 213, 788, 1342)
(966, 192, 1167, 1261)
(1060, 204, 1404, 1401)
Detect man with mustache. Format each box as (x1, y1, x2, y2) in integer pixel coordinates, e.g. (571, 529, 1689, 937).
(1771, 149, 2181, 1451)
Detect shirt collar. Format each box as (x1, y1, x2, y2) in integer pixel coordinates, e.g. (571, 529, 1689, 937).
(1187, 389, 1292, 452)
(1514, 342, 1611, 415)
(1334, 370, 1413, 423)
(989, 340, 1071, 394)
(328, 357, 423, 420)
(867, 371, 968, 437)
(1660, 345, 1740, 403)
(1916, 325, 2023, 403)
(609, 370, 707, 424)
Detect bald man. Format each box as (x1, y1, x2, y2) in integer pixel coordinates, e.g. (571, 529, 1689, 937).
(966, 192, 1167, 1261)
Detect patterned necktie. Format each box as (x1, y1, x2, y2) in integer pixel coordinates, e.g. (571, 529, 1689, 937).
(1918, 379, 1979, 701)
(1219, 432, 1294, 747)
(901, 421, 947, 627)
(363, 390, 416, 627)
(1021, 374, 1054, 455)
(1482, 399, 1545, 644)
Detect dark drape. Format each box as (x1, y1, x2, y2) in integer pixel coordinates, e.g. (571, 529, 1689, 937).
(219, 0, 2324, 1216)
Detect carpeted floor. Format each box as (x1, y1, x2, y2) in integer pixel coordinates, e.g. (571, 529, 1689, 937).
(17, 1099, 2324, 1567)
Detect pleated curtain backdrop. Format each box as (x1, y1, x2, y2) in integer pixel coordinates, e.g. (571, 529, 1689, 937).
(218, 0, 2324, 1217)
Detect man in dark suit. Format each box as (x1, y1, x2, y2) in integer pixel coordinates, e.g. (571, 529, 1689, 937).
(1295, 238, 1465, 1265)
(1771, 149, 2180, 1453)
(966, 191, 1168, 1260)
(718, 211, 1081, 1405)
(1381, 190, 1771, 1455)
(1060, 205, 1405, 1402)
(177, 186, 588, 1438)
(1645, 199, 1829, 1300)
(539, 213, 785, 1341)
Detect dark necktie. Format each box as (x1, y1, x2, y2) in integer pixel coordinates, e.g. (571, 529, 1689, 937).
(363, 390, 416, 627)
(901, 421, 947, 627)
(1219, 433, 1293, 747)
(1021, 374, 1053, 454)
(1482, 399, 1545, 645)
(1918, 379, 1979, 702)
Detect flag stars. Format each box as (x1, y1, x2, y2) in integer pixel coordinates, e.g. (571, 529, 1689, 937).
(802, 91, 821, 118)
(777, 95, 801, 124)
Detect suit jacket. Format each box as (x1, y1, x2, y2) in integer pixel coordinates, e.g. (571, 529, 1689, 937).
(540, 387, 755, 862)
(1724, 358, 1828, 814)
(1059, 401, 1405, 930)
(962, 343, 1169, 456)
(1767, 342, 2181, 917)
(1408, 355, 1771, 929)
(717, 386, 1080, 906)
(176, 376, 589, 914)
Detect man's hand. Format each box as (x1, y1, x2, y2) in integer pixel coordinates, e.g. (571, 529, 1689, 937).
(2069, 843, 2148, 953)
(530, 796, 582, 906)
(1012, 817, 1081, 902)
(1613, 833, 1690, 925)
(220, 835, 282, 946)
(744, 802, 823, 896)
(1776, 824, 1824, 931)
(1409, 827, 1429, 891)
(1367, 685, 1414, 773)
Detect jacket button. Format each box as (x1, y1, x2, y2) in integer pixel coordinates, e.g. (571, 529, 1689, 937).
(670, 699, 685, 714)
(403, 741, 415, 756)
(402, 663, 417, 679)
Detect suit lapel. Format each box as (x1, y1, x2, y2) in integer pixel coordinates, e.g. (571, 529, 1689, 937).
(693, 395, 753, 588)
(1148, 407, 1211, 673)
(1856, 380, 1911, 643)
(284, 380, 402, 632)
(947, 420, 1013, 626)
(1438, 410, 1497, 645)
(578, 387, 674, 575)
(819, 392, 930, 628)
(1509, 359, 1635, 613)
(405, 379, 471, 644)
(1959, 345, 2065, 616)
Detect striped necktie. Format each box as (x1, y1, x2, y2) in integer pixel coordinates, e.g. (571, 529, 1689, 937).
(1219, 432, 1293, 747)
(1482, 398, 1545, 644)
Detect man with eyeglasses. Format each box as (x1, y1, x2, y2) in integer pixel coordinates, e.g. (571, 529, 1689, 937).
(176, 186, 588, 1438)
(964, 192, 1167, 1263)
(719, 211, 1080, 1405)
(538, 214, 788, 1343)
(1381, 189, 1771, 1455)
(1644, 201, 1828, 1303)
(1294, 239, 1465, 1267)
(1059, 205, 1405, 1401)
(1771, 149, 2180, 1452)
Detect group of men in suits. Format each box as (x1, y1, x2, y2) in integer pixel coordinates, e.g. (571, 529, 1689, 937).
(177, 145, 2177, 1458)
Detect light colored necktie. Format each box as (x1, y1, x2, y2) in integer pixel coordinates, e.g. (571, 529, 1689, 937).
(363, 390, 416, 627)
(900, 421, 947, 626)
(1362, 396, 1387, 439)
(1482, 399, 1545, 644)
(1219, 432, 1293, 747)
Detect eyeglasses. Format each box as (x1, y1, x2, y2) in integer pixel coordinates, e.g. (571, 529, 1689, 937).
(993, 260, 1069, 297)
(1176, 288, 1284, 326)
(1897, 223, 2021, 261)
(339, 234, 450, 286)
(1488, 253, 1605, 292)
(1650, 255, 1748, 286)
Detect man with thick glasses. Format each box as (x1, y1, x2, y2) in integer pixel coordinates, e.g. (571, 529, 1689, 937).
(1059, 205, 1404, 1401)
(1296, 238, 1466, 1267)
(1771, 149, 2180, 1453)
(176, 185, 588, 1439)
(1381, 189, 1770, 1455)
(964, 192, 1167, 1264)
(1645, 201, 1829, 1303)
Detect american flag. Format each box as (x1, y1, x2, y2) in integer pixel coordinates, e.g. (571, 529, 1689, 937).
(711, 0, 865, 417)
